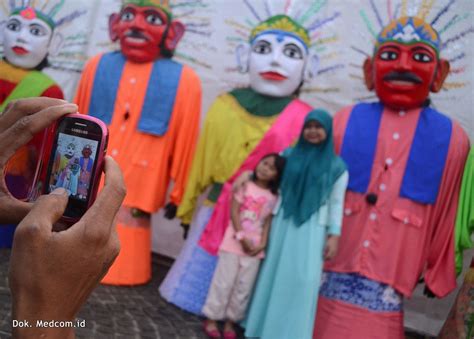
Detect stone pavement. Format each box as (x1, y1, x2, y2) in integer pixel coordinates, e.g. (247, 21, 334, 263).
(0, 248, 432, 339)
(0, 249, 248, 339)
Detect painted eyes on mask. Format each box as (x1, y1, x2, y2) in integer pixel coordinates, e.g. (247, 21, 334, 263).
(283, 44, 303, 59)
(413, 52, 433, 63)
(120, 10, 164, 26)
(379, 51, 398, 60)
(6, 19, 21, 32)
(379, 50, 434, 63)
(6, 19, 47, 37)
(252, 40, 304, 60)
(29, 24, 47, 37)
(252, 40, 272, 54)
(121, 11, 135, 21)
(146, 14, 163, 25)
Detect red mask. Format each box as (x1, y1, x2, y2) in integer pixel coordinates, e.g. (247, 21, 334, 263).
(82, 148, 92, 158)
(363, 42, 450, 110)
(109, 4, 184, 63)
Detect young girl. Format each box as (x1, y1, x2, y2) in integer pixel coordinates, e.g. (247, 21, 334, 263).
(243, 109, 348, 339)
(202, 153, 286, 339)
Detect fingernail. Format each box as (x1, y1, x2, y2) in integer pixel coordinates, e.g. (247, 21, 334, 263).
(50, 187, 67, 196)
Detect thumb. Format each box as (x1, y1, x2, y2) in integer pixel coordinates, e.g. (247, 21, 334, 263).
(18, 188, 69, 235)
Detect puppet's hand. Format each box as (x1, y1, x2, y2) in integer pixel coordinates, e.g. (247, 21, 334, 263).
(423, 285, 436, 298)
(180, 223, 190, 239)
(164, 202, 177, 219)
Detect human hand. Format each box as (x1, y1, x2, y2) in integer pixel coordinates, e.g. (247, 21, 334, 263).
(423, 285, 436, 299)
(324, 235, 339, 260)
(248, 243, 265, 257)
(0, 98, 78, 224)
(9, 156, 125, 338)
(240, 238, 255, 254)
(232, 170, 252, 192)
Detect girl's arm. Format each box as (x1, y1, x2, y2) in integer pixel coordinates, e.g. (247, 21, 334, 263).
(230, 194, 243, 232)
(260, 214, 272, 248)
(250, 214, 272, 256)
(231, 192, 254, 253)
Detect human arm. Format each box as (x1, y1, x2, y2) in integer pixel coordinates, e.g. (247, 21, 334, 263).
(324, 235, 339, 260)
(230, 190, 253, 254)
(0, 98, 78, 224)
(0, 98, 126, 337)
(10, 156, 125, 339)
(324, 171, 349, 260)
(326, 171, 349, 236)
(249, 214, 272, 256)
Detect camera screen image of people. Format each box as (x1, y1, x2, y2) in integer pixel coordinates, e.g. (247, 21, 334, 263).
(49, 134, 97, 200)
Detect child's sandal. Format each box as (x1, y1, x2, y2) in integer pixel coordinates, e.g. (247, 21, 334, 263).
(203, 320, 221, 339)
(223, 329, 237, 339)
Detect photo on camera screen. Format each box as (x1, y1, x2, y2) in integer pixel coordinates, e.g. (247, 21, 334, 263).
(48, 133, 98, 201)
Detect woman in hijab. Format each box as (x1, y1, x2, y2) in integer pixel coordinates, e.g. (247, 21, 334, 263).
(244, 109, 348, 339)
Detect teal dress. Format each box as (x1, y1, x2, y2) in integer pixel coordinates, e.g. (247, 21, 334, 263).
(244, 171, 348, 339)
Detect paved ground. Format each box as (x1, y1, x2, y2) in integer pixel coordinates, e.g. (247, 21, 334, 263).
(0, 249, 245, 339)
(0, 248, 432, 339)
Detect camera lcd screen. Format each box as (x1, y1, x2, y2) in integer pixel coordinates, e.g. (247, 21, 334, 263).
(48, 133, 99, 201)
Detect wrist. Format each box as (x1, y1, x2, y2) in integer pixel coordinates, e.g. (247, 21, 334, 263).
(235, 230, 245, 241)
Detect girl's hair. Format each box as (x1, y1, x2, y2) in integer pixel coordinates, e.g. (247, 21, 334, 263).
(252, 153, 286, 194)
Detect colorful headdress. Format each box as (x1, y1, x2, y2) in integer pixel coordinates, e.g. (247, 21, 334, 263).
(122, 0, 171, 19)
(250, 14, 311, 48)
(11, 6, 55, 29)
(375, 16, 440, 54)
(4, 1, 86, 31)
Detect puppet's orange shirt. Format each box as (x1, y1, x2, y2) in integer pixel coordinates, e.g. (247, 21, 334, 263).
(75, 54, 201, 213)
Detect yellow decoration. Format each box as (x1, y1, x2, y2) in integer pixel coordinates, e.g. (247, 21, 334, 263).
(250, 15, 310, 47)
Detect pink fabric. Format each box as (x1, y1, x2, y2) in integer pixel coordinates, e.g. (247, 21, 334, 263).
(325, 105, 470, 297)
(219, 182, 277, 259)
(199, 99, 312, 255)
(313, 296, 404, 339)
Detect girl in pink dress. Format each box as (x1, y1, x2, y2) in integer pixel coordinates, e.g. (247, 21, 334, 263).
(202, 153, 285, 339)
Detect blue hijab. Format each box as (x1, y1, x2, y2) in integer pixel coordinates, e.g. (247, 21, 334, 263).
(280, 109, 347, 225)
